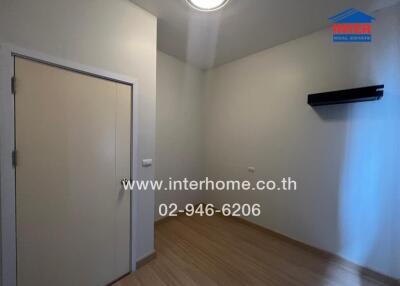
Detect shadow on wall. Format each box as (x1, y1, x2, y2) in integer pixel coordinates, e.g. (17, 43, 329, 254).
(313, 84, 399, 283)
(343, 32, 399, 281)
(309, 104, 349, 285)
(337, 91, 399, 280)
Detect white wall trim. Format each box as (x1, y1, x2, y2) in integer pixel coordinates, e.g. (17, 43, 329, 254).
(0, 43, 140, 286)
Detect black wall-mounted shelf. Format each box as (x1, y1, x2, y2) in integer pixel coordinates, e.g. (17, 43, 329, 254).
(308, 85, 384, 106)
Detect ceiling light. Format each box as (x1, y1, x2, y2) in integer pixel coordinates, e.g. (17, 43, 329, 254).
(186, 0, 230, 12)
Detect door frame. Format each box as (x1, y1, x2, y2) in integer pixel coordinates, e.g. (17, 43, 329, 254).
(0, 43, 140, 286)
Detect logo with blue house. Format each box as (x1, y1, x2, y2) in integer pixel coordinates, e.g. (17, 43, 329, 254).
(329, 8, 375, 42)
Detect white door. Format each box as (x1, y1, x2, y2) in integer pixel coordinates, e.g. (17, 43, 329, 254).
(15, 57, 132, 286)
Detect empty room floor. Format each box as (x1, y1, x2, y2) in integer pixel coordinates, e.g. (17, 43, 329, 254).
(113, 215, 390, 286)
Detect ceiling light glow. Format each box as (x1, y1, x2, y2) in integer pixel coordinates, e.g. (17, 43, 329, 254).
(186, 0, 230, 11)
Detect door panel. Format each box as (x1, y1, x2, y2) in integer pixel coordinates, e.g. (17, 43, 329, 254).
(15, 57, 131, 286)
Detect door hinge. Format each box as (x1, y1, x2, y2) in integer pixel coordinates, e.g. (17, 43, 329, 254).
(12, 150, 17, 168)
(11, 76, 16, 94)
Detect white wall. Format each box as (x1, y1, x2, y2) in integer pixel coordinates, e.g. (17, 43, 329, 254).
(155, 51, 205, 220)
(0, 0, 157, 265)
(2, 0, 399, 281)
(204, 4, 400, 279)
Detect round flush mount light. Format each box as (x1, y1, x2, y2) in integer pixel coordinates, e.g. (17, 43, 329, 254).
(186, 0, 230, 12)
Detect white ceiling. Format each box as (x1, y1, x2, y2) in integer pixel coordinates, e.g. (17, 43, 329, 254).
(131, 0, 400, 69)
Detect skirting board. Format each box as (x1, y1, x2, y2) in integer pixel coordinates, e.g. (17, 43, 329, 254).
(136, 251, 157, 269)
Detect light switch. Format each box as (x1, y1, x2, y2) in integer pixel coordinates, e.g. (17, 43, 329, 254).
(248, 167, 256, 173)
(142, 159, 153, 167)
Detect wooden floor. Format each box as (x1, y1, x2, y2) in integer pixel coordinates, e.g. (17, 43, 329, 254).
(113, 215, 393, 286)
